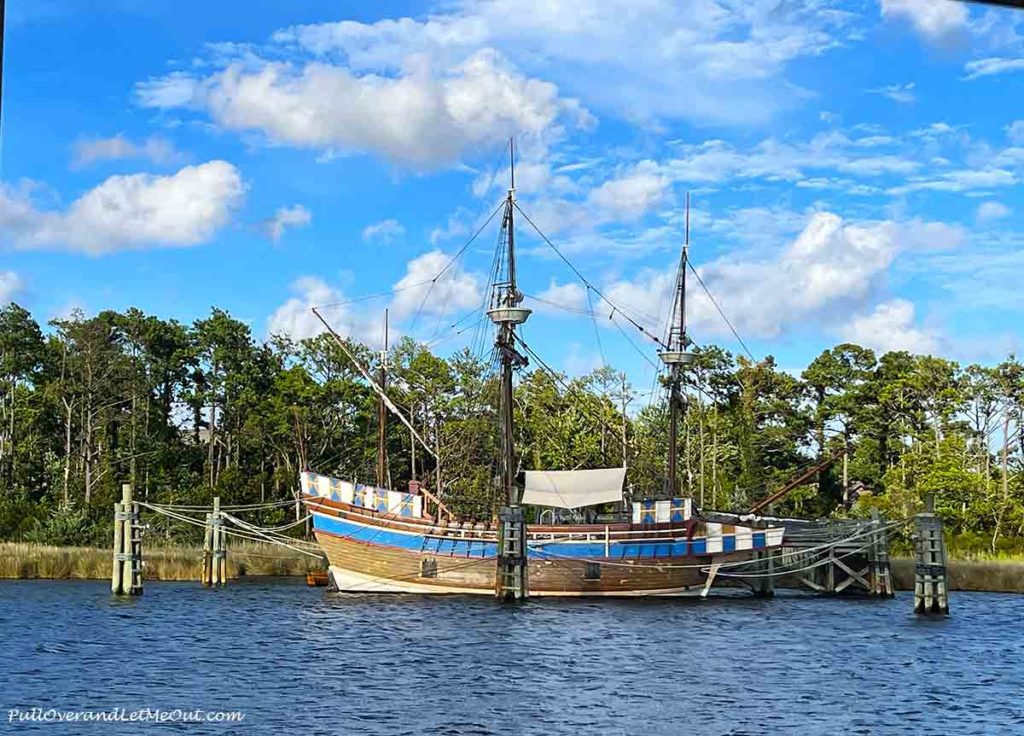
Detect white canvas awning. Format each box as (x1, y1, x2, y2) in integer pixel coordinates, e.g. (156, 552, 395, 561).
(521, 468, 626, 509)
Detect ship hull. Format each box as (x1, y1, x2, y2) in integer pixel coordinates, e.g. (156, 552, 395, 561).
(315, 526, 724, 596)
(305, 492, 784, 598)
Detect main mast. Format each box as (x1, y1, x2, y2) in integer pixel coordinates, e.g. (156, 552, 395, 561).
(660, 194, 696, 498)
(489, 139, 531, 601)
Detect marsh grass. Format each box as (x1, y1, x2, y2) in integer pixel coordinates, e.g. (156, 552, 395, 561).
(890, 557, 1024, 593)
(0, 542, 322, 580)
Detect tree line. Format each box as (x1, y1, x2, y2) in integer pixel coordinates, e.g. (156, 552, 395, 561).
(1, 302, 1021, 553)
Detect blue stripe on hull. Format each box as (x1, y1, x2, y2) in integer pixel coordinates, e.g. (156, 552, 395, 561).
(313, 513, 768, 560)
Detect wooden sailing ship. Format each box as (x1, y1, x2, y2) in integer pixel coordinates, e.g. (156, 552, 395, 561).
(302, 144, 784, 598)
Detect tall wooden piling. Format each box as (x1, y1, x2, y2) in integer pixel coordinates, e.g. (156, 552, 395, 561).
(111, 484, 142, 595)
(216, 496, 227, 585)
(914, 494, 949, 615)
(201, 511, 213, 586)
(869, 509, 894, 597)
(202, 497, 226, 586)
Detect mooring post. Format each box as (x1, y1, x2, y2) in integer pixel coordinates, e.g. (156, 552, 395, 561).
(869, 508, 894, 597)
(201, 512, 213, 586)
(212, 496, 226, 586)
(111, 498, 124, 594)
(913, 494, 949, 615)
(496, 505, 527, 601)
(112, 484, 142, 596)
(752, 550, 775, 598)
(130, 488, 143, 595)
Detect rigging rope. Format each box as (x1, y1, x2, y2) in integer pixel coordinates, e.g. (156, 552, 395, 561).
(512, 202, 668, 350)
(686, 261, 755, 360)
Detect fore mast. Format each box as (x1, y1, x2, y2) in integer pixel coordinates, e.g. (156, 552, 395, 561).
(488, 140, 532, 601)
(660, 194, 697, 498)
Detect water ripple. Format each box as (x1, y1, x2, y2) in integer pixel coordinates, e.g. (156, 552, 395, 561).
(1, 581, 1023, 734)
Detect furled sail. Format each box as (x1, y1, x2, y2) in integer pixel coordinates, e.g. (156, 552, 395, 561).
(521, 468, 626, 509)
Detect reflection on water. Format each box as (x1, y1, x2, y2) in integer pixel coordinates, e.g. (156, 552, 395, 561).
(2, 579, 1023, 734)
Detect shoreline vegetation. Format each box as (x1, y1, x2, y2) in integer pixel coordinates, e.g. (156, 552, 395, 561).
(2, 302, 1023, 562)
(0, 541, 320, 581)
(3, 542, 1023, 593)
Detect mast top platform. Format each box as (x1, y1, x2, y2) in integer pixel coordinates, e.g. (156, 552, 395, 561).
(658, 349, 696, 366)
(488, 306, 532, 325)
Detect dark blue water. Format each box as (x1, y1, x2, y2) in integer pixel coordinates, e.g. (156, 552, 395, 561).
(2, 580, 1022, 735)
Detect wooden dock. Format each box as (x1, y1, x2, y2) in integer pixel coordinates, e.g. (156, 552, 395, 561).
(706, 511, 895, 598)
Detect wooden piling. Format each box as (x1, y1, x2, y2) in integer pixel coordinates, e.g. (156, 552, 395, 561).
(111, 500, 124, 594)
(869, 509, 894, 597)
(111, 484, 142, 595)
(914, 494, 949, 615)
(203, 496, 226, 586)
(201, 512, 213, 586)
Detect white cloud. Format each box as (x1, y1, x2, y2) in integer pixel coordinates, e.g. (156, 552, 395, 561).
(976, 201, 1011, 224)
(264, 204, 312, 241)
(586, 160, 671, 221)
(867, 82, 915, 104)
(389, 250, 481, 320)
(964, 57, 1024, 80)
(839, 299, 939, 355)
(662, 133, 920, 186)
(888, 167, 1016, 195)
(429, 207, 472, 245)
(143, 0, 855, 146)
(1007, 120, 1024, 144)
(0, 271, 23, 303)
(71, 134, 182, 168)
(138, 49, 588, 169)
(267, 276, 340, 341)
(266, 276, 388, 345)
(534, 280, 587, 313)
(0, 161, 244, 254)
(362, 218, 406, 245)
(594, 213, 965, 344)
(881, 0, 968, 44)
(50, 298, 86, 321)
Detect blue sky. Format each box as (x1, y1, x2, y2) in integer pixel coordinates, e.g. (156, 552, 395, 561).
(1, 0, 1023, 395)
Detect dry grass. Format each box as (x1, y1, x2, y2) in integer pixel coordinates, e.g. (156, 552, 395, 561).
(0, 541, 323, 581)
(890, 557, 1024, 593)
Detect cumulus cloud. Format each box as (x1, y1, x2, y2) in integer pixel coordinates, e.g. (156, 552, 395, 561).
(138, 48, 588, 169)
(839, 299, 939, 355)
(267, 251, 483, 343)
(586, 161, 671, 222)
(0, 271, 23, 304)
(0, 161, 244, 254)
(976, 201, 1011, 224)
(268, 277, 341, 341)
(589, 213, 964, 344)
(362, 219, 406, 245)
(389, 250, 481, 320)
(534, 280, 587, 313)
(1007, 120, 1024, 144)
(269, 0, 854, 127)
(263, 204, 312, 241)
(880, 0, 968, 44)
(71, 134, 183, 168)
